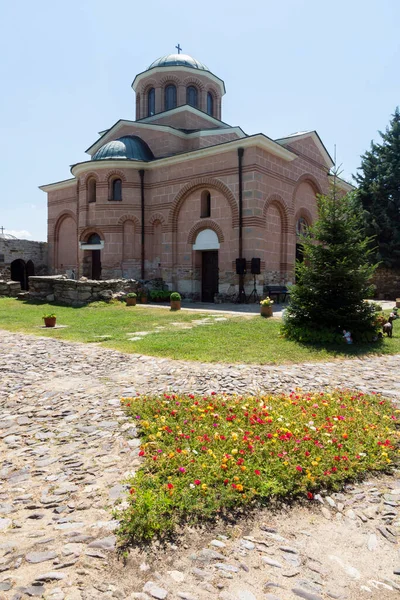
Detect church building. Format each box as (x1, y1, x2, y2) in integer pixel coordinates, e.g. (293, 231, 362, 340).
(40, 50, 352, 301)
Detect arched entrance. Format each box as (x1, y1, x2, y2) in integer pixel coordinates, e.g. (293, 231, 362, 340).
(80, 233, 103, 280)
(193, 229, 220, 302)
(11, 259, 27, 290)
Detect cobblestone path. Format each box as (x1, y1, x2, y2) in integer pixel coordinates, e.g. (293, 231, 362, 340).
(1, 330, 400, 600)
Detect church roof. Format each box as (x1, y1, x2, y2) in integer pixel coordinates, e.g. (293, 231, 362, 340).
(148, 53, 209, 71)
(91, 135, 154, 162)
(0, 232, 17, 240)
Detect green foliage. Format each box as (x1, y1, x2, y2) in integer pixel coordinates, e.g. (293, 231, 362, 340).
(42, 313, 56, 319)
(126, 293, 137, 298)
(170, 292, 181, 301)
(355, 107, 400, 267)
(149, 290, 171, 301)
(116, 391, 398, 544)
(282, 189, 378, 341)
(260, 297, 274, 306)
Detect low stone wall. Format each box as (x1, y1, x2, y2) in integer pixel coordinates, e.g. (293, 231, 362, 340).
(372, 267, 400, 300)
(28, 276, 138, 307)
(0, 280, 21, 297)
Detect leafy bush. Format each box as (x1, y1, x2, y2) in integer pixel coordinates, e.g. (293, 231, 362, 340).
(260, 297, 274, 306)
(170, 292, 181, 301)
(42, 313, 56, 319)
(116, 391, 399, 544)
(126, 293, 137, 298)
(149, 290, 171, 301)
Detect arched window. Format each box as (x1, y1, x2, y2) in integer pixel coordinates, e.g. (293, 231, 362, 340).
(110, 178, 122, 201)
(87, 177, 96, 203)
(201, 190, 211, 218)
(87, 233, 101, 244)
(207, 92, 214, 116)
(186, 86, 198, 108)
(148, 88, 155, 117)
(164, 84, 177, 111)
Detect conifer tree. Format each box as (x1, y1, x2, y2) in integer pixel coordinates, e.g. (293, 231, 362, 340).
(356, 107, 400, 267)
(282, 188, 378, 342)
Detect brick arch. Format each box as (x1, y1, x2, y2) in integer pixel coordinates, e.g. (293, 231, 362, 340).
(53, 210, 77, 240)
(205, 85, 218, 99)
(292, 173, 322, 204)
(53, 212, 78, 273)
(79, 227, 105, 242)
(80, 172, 99, 186)
(182, 76, 205, 91)
(187, 220, 225, 245)
(118, 214, 140, 229)
(168, 177, 238, 230)
(159, 75, 181, 87)
(104, 169, 127, 183)
(149, 212, 166, 226)
(263, 194, 291, 233)
(138, 78, 158, 95)
(295, 207, 313, 228)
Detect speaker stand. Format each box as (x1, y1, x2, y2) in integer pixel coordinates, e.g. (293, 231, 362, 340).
(247, 274, 260, 303)
(235, 274, 247, 303)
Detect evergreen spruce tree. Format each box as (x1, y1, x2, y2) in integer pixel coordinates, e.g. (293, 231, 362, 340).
(282, 188, 378, 343)
(356, 107, 400, 267)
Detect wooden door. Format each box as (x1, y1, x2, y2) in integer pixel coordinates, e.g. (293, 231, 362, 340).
(201, 251, 218, 302)
(92, 250, 102, 280)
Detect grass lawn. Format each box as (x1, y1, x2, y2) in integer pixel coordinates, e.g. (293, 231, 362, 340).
(0, 297, 400, 364)
(117, 390, 399, 543)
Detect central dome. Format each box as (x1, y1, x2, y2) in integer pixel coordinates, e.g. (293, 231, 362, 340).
(148, 53, 209, 71)
(92, 135, 154, 162)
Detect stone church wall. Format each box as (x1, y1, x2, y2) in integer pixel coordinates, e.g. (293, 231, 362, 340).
(372, 267, 400, 300)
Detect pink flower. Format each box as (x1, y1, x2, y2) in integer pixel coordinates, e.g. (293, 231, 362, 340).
(194, 479, 201, 485)
(296, 465, 303, 472)
(179, 467, 186, 473)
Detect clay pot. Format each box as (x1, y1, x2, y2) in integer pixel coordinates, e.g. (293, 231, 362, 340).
(170, 300, 181, 311)
(126, 297, 137, 306)
(140, 296, 148, 304)
(260, 305, 273, 318)
(44, 317, 56, 328)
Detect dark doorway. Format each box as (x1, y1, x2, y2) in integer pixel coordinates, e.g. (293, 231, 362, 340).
(201, 250, 218, 302)
(11, 259, 27, 290)
(92, 250, 101, 280)
(26, 260, 35, 290)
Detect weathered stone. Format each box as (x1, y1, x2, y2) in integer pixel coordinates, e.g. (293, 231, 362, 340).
(25, 551, 57, 564)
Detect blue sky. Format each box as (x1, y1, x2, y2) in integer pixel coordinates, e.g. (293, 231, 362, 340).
(0, 0, 399, 241)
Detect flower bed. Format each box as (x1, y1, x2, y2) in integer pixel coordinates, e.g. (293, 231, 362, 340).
(117, 391, 399, 543)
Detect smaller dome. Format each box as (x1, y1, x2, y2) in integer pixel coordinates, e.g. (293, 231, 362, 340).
(148, 53, 209, 71)
(0, 232, 17, 240)
(92, 135, 154, 162)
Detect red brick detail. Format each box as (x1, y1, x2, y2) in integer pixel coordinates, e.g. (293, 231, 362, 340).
(79, 227, 105, 242)
(149, 212, 166, 226)
(80, 171, 99, 185)
(182, 76, 205, 91)
(292, 173, 322, 202)
(159, 75, 181, 87)
(263, 194, 291, 233)
(53, 210, 77, 238)
(117, 214, 140, 228)
(168, 177, 238, 231)
(294, 207, 313, 228)
(104, 169, 127, 182)
(187, 219, 225, 245)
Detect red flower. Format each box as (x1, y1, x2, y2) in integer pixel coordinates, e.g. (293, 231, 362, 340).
(223, 479, 229, 485)
(296, 465, 303, 472)
(194, 479, 201, 485)
(254, 470, 261, 476)
(307, 492, 313, 500)
(167, 483, 174, 489)
(139, 450, 145, 456)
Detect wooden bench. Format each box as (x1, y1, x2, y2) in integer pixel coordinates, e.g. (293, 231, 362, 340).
(265, 285, 291, 303)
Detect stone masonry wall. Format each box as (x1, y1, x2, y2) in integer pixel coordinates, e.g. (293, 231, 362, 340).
(0, 239, 48, 280)
(0, 281, 21, 296)
(372, 267, 400, 300)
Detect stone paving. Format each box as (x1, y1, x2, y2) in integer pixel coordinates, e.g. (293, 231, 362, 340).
(1, 329, 400, 600)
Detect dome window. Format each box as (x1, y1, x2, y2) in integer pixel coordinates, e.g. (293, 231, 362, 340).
(109, 178, 122, 201)
(186, 86, 198, 108)
(148, 88, 155, 117)
(165, 84, 177, 111)
(201, 190, 211, 218)
(207, 92, 214, 117)
(87, 177, 96, 203)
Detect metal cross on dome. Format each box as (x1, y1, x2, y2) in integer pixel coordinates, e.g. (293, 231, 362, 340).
(175, 43, 182, 54)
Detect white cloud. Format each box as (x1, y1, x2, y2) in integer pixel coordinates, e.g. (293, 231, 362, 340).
(5, 229, 33, 240)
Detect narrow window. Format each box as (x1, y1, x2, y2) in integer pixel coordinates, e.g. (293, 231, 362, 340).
(110, 178, 122, 201)
(207, 92, 214, 116)
(148, 88, 155, 116)
(201, 190, 211, 218)
(186, 86, 198, 108)
(164, 84, 177, 111)
(88, 233, 101, 245)
(87, 178, 96, 203)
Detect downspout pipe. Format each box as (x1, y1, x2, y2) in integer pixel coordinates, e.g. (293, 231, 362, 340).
(139, 169, 145, 280)
(238, 147, 245, 302)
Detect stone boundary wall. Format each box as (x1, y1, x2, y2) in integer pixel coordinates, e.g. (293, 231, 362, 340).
(0, 280, 21, 296)
(28, 276, 138, 307)
(372, 267, 400, 300)
(0, 239, 48, 280)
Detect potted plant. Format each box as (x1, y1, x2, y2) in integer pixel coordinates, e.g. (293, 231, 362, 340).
(140, 290, 148, 304)
(170, 292, 181, 311)
(42, 313, 57, 327)
(126, 292, 137, 306)
(260, 297, 274, 317)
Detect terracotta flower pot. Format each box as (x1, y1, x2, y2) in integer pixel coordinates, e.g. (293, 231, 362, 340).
(44, 317, 56, 328)
(126, 297, 137, 306)
(260, 305, 273, 318)
(170, 300, 181, 311)
(140, 296, 148, 304)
